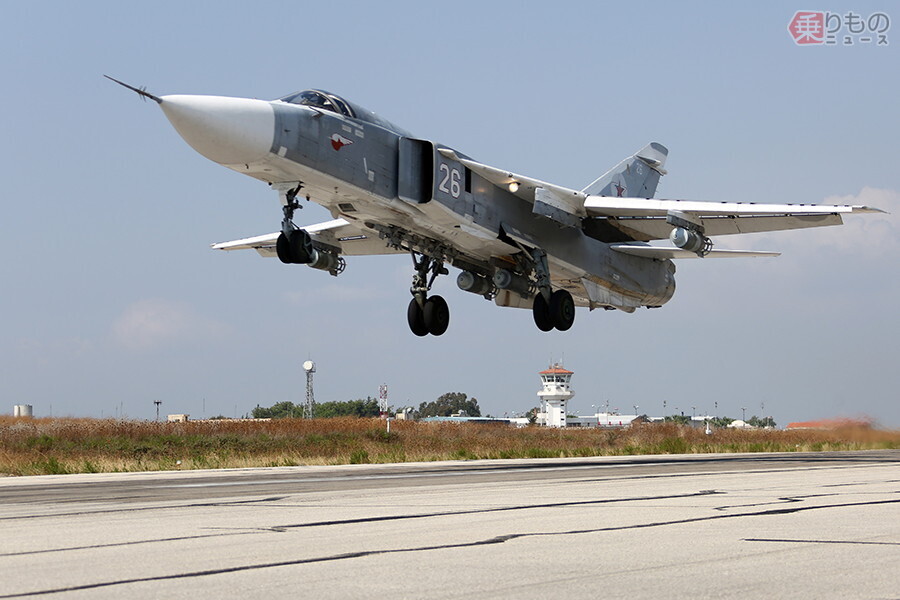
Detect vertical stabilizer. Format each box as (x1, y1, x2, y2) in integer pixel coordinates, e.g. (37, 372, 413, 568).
(582, 142, 668, 198)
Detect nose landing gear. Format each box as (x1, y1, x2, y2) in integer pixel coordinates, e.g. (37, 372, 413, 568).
(276, 183, 310, 264)
(273, 183, 345, 275)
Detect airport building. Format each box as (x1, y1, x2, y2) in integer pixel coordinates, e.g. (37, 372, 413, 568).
(535, 364, 575, 427)
(533, 364, 641, 428)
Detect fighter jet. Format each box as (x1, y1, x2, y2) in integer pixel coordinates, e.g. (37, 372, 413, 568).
(107, 77, 882, 336)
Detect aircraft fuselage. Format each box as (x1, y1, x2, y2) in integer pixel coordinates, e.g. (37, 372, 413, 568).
(186, 97, 676, 313)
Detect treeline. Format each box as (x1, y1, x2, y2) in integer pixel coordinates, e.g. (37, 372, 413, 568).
(252, 397, 383, 419)
(251, 392, 481, 420)
(415, 392, 481, 418)
(663, 415, 777, 428)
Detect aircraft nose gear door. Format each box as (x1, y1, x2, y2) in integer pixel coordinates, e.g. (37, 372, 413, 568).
(407, 251, 450, 336)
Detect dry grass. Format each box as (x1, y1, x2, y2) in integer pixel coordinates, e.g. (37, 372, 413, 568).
(0, 416, 897, 476)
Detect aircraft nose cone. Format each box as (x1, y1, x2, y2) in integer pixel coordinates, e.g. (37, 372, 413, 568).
(159, 95, 274, 165)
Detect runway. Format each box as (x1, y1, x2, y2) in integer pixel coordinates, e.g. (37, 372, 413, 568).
(1, 451, 898, 598)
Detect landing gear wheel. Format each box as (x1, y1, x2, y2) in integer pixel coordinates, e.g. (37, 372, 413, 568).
(276, 230, 313, 264)
(423, 295, 450, 336)
(550, 289, 575, 331)
(276, 232, 291, 264)
(407, 298, 429, 337)
(289, 230, 313, 264)
(532, 293, 554, 332)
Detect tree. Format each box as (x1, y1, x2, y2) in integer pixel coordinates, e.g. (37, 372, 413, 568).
(252, 402, 298, 419)
(663, 414, 691, 425)
(316, 398, 383, 418)
(709, 416, 734, 428)
(747, 415, 777, 428)
(417, 392, 481, 418)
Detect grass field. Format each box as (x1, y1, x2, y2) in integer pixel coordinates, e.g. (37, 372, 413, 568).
(1, 416, 897, 476)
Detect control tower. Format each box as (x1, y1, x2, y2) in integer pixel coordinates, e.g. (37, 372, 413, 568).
(537, 364, 575, 427)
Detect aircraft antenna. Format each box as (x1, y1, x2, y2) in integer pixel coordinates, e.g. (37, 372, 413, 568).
(104, 75, 162, 104)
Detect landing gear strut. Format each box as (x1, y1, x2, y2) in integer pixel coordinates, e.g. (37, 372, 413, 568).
(407, 251, 450, 336)
(276, 184, 312, 265)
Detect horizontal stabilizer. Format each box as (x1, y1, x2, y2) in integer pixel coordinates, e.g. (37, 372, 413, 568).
(610, 244, 780, 259)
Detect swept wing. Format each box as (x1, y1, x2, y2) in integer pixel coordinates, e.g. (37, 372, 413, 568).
(212, 219, 402, 258)
(583, 196, 882, 240)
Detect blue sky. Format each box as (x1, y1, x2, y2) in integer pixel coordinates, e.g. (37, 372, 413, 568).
(2, 1, 898, 426)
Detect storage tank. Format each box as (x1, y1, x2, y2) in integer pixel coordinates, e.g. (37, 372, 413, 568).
(13, 404, 34, 418)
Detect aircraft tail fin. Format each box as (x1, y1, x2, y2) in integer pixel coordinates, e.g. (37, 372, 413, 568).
(582, 142, 668, 198)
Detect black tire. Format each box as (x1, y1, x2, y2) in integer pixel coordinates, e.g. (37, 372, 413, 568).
(289, 229, 313, 264)
(550, 289, 575, 331)
(423, 295, 450, 336)
(407, 298, 429, 337)
(276, 232, 291, 264)
(532, 293, 554, 332)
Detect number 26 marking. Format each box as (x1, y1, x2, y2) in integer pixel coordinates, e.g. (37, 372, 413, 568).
(438, 163, 461, 198)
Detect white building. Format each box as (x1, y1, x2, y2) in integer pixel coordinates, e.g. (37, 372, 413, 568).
(536, 364, 575, 427)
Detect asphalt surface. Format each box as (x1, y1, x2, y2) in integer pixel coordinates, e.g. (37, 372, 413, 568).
(1, 451, 898, 599)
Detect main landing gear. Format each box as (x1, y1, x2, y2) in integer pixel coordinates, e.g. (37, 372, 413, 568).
(373, 224, 575, 336)
(529, 248, 575, 332)
(407, 252, 450, 337)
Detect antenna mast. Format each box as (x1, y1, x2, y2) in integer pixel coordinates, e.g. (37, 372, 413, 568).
(379, 384, 388, 416)
(302, 361, 316, 419)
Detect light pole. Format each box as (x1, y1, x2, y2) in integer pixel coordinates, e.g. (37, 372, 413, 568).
(633, 404, 639, 415)
(741, 407, 747, 421)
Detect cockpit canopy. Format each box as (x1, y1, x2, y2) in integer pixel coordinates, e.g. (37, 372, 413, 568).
(279, 90, 355, 118)
(276, 89, 412, 137)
